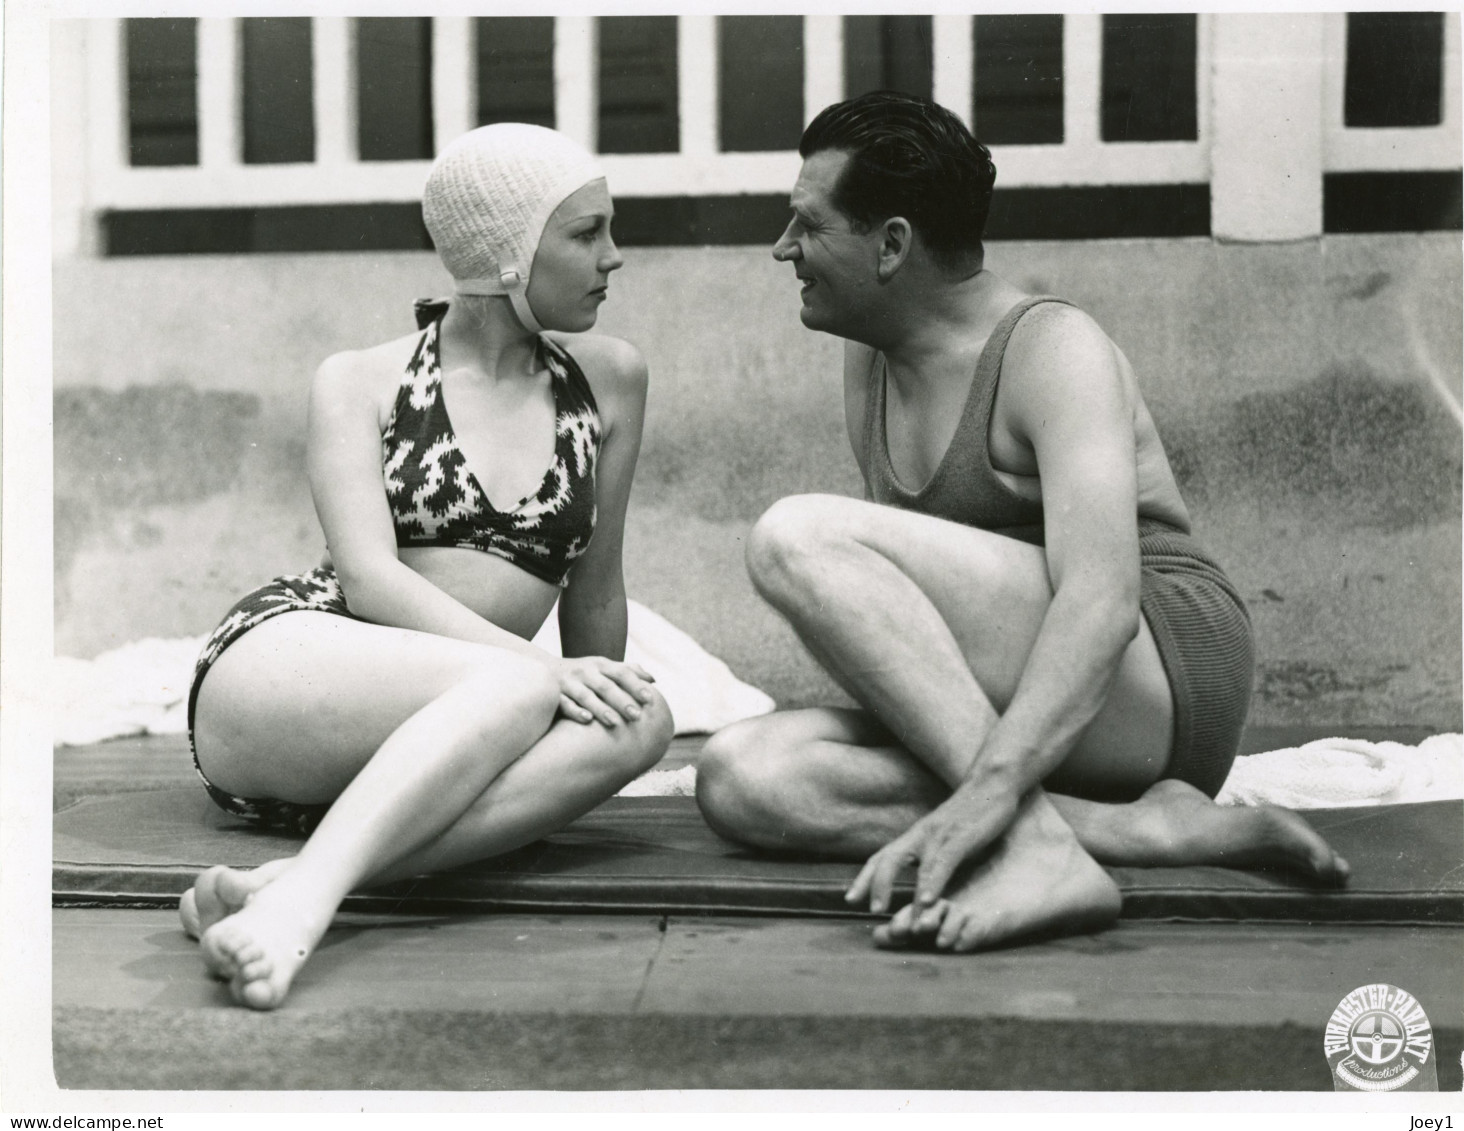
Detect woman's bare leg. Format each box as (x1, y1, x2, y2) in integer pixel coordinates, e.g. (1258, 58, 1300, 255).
(182, 695, 674, 938)
(186, 612, 671, 1007)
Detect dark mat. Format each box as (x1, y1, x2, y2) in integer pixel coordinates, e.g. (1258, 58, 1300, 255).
(54, 789, 1462, 924)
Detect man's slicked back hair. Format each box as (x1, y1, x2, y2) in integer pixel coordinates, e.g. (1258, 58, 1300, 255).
(800, 91, 997, 273)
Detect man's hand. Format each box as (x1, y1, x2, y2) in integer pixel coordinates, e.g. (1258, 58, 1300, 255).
(553, 656, 656, 727)
(845, 777, 1022, 914)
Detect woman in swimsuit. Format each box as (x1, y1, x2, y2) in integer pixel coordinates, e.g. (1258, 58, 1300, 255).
(179, 124, 673, 1010)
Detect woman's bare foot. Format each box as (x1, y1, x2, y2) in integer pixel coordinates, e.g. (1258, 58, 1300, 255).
(179, 859, 295, 941)
(199, 872, 335, 1010)
(874, 790, 1121, 952)
(1066, 779, 1350, 883)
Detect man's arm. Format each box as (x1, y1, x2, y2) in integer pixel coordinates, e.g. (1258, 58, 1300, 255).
(965, 303, 1142, 784)
(849, 303, 1145, 910)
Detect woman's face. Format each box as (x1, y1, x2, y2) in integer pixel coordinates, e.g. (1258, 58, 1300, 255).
(527, 178, 623, 333)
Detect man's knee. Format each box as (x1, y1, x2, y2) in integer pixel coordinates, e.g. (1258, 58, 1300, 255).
(746, 494, 854, 603)
(696, 723, 786, 843)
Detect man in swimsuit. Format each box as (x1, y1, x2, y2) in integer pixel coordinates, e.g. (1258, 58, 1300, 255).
(696, 92, 1348, 951)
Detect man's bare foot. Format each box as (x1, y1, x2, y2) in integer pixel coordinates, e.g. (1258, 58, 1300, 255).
(180, 859, 295, 941)
(1069, 779, 1350, 883)
(874, 790, 1121, 952)
(199, 874, 334, 1010)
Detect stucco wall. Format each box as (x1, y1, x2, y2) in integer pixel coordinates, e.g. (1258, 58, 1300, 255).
(53, 234, 1462, 727)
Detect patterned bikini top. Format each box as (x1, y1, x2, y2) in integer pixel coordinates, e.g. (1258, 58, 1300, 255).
(381, 300, 602, 587)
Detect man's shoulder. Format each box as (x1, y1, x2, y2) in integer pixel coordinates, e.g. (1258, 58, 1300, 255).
(1003, 297, 1113, 370)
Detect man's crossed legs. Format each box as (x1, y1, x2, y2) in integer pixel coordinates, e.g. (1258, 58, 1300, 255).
(697, 494, 1348, 951)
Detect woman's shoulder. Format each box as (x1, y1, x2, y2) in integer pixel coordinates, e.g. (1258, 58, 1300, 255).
(317, 331, 421, 384)
(311, 331, 426, 419)
(544, 333, 648, 399)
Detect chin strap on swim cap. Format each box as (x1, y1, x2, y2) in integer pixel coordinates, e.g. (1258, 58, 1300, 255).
(452, 268, 544, 334)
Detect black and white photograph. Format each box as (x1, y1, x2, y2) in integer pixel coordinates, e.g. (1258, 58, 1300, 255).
(4, 0, 1462, 1115)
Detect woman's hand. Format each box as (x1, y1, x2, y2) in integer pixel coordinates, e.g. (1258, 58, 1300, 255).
(553, 656, 656, 727)
(845, 777, 1023, 915)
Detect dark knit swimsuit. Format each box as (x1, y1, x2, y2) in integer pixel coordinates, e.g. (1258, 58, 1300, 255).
(186, 300, 603, 832)
(863, 295, 1253, 797)
(384, 299, 601, 584)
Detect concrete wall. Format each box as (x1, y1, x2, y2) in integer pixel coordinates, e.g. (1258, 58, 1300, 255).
(54, 236, 1462, 728)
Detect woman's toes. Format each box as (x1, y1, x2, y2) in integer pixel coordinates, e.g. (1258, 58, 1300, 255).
(236, 976, 282, 1011)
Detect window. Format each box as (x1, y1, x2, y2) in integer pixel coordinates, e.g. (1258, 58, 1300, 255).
(476, 17, 555, 129)
(598, 17, 679, 154)
(126, 18, 198, 166)
(1101, 15, 1198, 142)
(719, 17, 804, 152)
(844, 16, 933, 101)
(1345, 13, 1445, 128)
(241, 18, 315, 164)
(973, 15, 1064, 145)
(357, 18, 434, 161)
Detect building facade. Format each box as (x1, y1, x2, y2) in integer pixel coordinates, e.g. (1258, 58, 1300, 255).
(53, 13, 1462, 258)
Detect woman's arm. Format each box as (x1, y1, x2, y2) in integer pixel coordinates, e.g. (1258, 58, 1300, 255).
(850, 304, 1144, 909)
(306, 347, 547, 661)
(551, 335, 659, 722)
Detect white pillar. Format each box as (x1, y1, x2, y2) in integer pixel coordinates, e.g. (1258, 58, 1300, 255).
(554, 17, 596, 150)
(1062, 15, 1102, 152)
(85, 20, 127, 181)
(932, 14, 973, 127)
(197, 18, 239, 168)
(432, 17, 474, 152)
(52, 21, 93, 257)
(313, 17, 355, 166)
(804, 15, 843, 123)
(1210, 13, 1325, 241)
(679, 15, 716, 154)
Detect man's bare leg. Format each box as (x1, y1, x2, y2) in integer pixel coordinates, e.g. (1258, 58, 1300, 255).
(705, 495, 1344, 950)
(702, 494, 1159, 947)
(877, 789, 1121, 951)
(700, 708, 1347, 879)
(876, 773, 1351, 949)
(701, 721, 1346, 953)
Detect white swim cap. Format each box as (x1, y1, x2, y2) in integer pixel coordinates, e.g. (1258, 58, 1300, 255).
(422, 123, 606, 333)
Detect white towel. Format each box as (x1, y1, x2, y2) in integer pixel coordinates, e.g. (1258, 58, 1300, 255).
(54, 637, 202, 746)
(617, 765, 698, 798)
(53, 600, 774, 747)
(1215, 734, 1464, 809)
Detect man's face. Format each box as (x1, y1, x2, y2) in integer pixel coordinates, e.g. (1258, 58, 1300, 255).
(772, 150, 883, 337)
